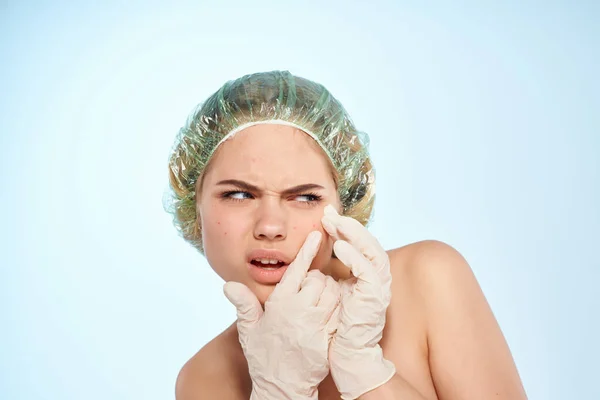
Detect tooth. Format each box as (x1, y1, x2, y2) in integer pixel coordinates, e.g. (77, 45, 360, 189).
(252, 258, 283, 265)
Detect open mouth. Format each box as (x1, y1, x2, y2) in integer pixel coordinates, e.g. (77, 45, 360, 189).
(250, 259, 286, 270)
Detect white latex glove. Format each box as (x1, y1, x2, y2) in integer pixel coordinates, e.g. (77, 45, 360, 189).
(321, 205, 396, 400)
(223, 231, 341, 400)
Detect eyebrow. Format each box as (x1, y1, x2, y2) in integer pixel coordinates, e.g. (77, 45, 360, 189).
(216, 179, 325, 196)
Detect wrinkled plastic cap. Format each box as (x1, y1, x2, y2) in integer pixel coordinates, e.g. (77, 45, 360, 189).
(164, 70, 375, 254)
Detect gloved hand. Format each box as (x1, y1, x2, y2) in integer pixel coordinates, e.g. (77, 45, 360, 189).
(321, 205, 396, 400)
(223, 231, 341, 400)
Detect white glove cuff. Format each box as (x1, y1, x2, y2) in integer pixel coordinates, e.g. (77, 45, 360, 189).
(249, 378, 319, 400)
(330, 345, 396, 400)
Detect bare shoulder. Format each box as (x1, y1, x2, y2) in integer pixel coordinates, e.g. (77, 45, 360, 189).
(386, 240, 528, 400)
(175, 324, 250, 400)
(386, 239, 496, 325)
(383, 239, 468, 333)
(386, 239, 463, 268)
(386, 239, 488, 306)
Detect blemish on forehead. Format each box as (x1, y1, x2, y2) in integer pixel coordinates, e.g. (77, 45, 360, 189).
(293, 226, 297, 230)
(312, 224, 317, 228)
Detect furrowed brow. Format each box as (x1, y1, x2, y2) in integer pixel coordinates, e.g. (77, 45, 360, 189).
(280, 184, 325, 196)
(216, 180, 325, 195)
(216, 179, 260, 192)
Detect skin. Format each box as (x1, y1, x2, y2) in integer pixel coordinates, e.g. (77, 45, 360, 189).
(197, 124, 342, 305)
(177, 124, 528, 399)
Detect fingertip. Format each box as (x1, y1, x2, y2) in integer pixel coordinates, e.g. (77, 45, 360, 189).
(294, 231, 321, 266)
(306, 230, 322, 255)
(222, 282, 237, 305)
(277, 231, 323, 294)
(223, 281, 234, 296)
(311, 230, 322, 244)
(324, 204, 338, 216)
(332, 240, 347, 266)
(332, 239, 347, 254)
(333, 240, 363, 276)
(321, 216, 338, 236)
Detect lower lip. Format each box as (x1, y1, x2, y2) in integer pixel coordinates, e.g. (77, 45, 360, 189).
(247, 262, 289, 284)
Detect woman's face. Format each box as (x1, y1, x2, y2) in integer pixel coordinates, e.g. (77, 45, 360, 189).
(197, 124, 341, 304)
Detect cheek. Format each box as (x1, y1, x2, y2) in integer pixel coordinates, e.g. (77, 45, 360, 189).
(200, 203, 246, 250)
(292, 212, 327, 233)
(312, 236, 334, 271)
(199, 204, 250, 282)
(291, 218, 333, 271)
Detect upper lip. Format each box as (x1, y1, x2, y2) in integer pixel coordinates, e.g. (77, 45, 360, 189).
(247, 249, 292, 264)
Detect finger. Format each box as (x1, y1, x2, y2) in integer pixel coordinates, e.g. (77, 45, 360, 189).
(323, 204, 385, 259)
(296, 270, 327, 306)
(320, 214, 338, 239)
(223, 282, 263, 336)
(322, 205, 390, 279)
(333, 240, 380, 294)
(316, 276, 341, 322)
(272, 231, 322, 298)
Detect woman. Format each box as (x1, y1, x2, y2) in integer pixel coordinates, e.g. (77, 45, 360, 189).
(164, 71, 527, 399)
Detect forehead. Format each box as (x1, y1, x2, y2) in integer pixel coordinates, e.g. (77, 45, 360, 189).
(204, 124, 334, 187)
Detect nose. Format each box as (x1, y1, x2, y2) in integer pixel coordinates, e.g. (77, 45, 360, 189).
(253, 202, 287, 242)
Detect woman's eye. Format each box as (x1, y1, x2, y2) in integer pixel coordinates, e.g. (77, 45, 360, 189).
(223, 191, 253, 200)
(295, 193, 322, 203)
(221, 191, 322, 204)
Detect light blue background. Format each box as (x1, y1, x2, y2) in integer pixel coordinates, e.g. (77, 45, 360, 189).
(1, 1, 598, 399)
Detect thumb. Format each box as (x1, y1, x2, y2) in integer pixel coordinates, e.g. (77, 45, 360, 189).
(223, 282, 263, 335)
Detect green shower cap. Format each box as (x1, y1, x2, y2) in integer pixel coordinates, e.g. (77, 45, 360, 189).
(164, 70, 375, 254)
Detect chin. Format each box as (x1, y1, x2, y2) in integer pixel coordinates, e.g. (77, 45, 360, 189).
(249, 283, 277, 305)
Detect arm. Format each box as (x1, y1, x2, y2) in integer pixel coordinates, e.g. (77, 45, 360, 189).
(413, 240, 527, 399)
(359, 240, 527, 400)
(358, 373, 427, 399)
(175, 362, 207, 400)
(175, 331, 251, 400)
(175, 358, 232, 400)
